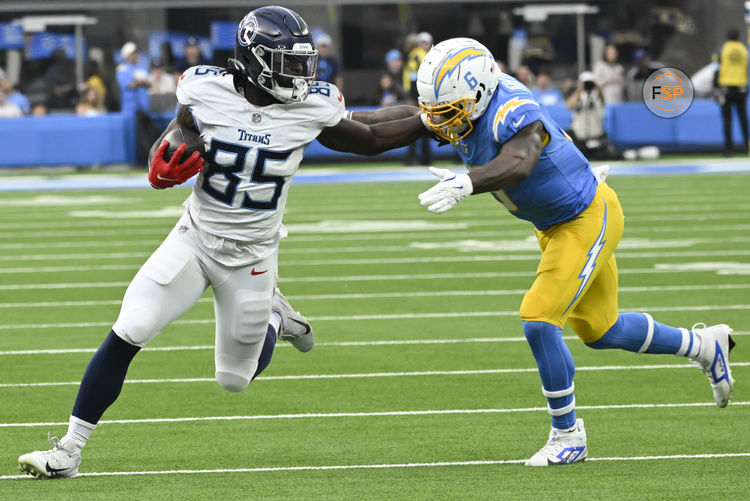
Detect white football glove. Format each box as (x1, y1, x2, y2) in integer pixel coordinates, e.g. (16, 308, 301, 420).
(418, 167, 473, 214)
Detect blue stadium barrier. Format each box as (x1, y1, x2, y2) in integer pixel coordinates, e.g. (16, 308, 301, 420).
(0, 100, 746, 168)
(0, 113, 133, 167)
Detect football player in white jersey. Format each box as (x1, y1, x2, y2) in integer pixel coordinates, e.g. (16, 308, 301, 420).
(18, 5, 429, 479)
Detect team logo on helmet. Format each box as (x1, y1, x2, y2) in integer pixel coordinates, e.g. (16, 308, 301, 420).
(433, 47, 489, 100)
(237, 15, 258, 47)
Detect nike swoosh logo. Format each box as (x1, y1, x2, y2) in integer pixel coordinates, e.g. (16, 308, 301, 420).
(46, 462, 69, 474)
(512, 115, 526, 128)
(156, 174, 178, 181)
(290, 318, 311, 334)
(250, 268, 268, 276)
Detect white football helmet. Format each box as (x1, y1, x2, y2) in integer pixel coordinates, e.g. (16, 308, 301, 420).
(417, 38, 500, 143)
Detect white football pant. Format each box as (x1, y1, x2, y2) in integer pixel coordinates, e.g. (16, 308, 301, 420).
(112, 214, 278, 392)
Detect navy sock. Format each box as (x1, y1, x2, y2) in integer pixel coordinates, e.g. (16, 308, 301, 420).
(71, 331, 141, 425)
(586, 313, 689, 355)
(523, 321, 577, 429)
(251, 325, 277, 380)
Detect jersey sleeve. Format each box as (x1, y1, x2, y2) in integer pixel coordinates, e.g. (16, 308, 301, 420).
(490, 95, 545, 144)
(176, 65, 226, 108)
(307, 80, 346, 128)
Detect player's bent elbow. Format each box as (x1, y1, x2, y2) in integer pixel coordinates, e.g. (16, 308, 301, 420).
(216, 371, 251, 393)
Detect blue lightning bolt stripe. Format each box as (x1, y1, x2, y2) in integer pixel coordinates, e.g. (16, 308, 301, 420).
(433, 47, 488, 100)
(563, 199, 607, 315)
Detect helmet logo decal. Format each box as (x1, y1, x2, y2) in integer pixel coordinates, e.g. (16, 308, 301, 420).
(237, 15, 258, 47)
(433, 47, 488, 100)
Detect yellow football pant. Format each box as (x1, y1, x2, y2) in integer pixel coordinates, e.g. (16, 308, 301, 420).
(520, 182, 625, 343)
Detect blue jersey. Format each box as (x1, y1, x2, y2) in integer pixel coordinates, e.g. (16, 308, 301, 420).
(456, 74, 597, 230)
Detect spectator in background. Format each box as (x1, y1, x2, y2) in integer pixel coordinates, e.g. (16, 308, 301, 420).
(403, 33, 430, 165)
(45, 48, 78, 110)
(417, 31, 433, 53)
(116, 42, 150, 114)
(495, 59, 508, 74)
(0, 68, 29, 114)
(0, 88, 23, 118)
(174, 38, 208, 75)
(567, 71, 608, 159)
(76, 87, 105, 116)
(593, 44, 624, 104)
(148, 58, 178, 113)
(625, 50, 662, 101)
(82, 61, 107, 111)
(117, 42, 154, 165)
(532, 71, 564, 107)
(315, 33, 343, 90)
(378, 49, 404, 106)
(31, 103, 48, 117)
(515, 65, 535, 89)
(715, 28, 749, 156)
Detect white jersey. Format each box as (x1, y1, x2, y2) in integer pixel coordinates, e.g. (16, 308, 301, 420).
(176, 65, 345, 265)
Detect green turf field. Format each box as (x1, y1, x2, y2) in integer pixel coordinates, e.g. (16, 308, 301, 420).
(0, 172, 748, 500)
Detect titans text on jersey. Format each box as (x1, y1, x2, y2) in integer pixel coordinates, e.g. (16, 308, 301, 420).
(176, 67, 346, 266)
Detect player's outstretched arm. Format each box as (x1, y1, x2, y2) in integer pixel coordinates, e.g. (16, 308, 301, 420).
(468, 120, 546, 194)
(349, 105, 420, 125)
(317, 114, 429, 156)
(418, 121, 544, 214)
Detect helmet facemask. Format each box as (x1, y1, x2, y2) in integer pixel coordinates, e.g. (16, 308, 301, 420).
(420, 94, 477, 144)
(230, 42, 317, 103)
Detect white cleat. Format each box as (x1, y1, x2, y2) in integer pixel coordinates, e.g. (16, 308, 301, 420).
(18, 434, 81, 479)
(690, 323, 735, 408)
(526, 418, 587, 466)
(273, 287, 314, 352)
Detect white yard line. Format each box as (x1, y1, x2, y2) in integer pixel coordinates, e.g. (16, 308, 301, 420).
(0, 304, 747, 330)
(3, 224, 750, 250)
(1, 401, 747, 428)
(1, 331, 748, 356)
(0, 265, 745, 289)
(0, 363, 747, 388)
(3, 452, 750, 479)
(2, 250, 750, 274)
(2, 283, 749, 309)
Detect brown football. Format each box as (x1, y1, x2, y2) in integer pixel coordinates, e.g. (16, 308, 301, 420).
(162, 127, 206, 162)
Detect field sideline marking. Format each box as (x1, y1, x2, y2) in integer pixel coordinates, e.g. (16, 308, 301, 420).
(0, 304, 747, 330)
(2, 283, 749, 309)
(3, 452, 750, 479)
(1, 401, 748, 428)
(1, 331, 748, 356)
(1, 363, 748, 388)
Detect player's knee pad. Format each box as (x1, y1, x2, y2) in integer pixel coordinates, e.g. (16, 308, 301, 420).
(215, 371, 251, 393)
(232, 291, 272, 344)
(112, 304, 160, 347)
(520, 290, 558, 325)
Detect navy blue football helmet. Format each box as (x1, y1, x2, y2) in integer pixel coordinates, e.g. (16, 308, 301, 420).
(229, 6, 318, 103)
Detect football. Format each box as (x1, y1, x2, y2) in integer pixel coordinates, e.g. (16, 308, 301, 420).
(162, 127, 206, 162)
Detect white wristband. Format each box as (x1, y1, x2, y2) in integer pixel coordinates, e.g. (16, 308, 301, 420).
(345, 110, 353, 120)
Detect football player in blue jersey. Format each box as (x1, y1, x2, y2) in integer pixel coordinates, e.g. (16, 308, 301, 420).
(414, 38, 735, 466)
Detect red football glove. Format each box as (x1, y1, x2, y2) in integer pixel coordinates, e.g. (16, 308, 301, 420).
(148, 140, 205, 189)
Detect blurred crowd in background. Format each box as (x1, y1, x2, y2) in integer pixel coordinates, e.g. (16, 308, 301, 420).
(0, 0, 746, 161)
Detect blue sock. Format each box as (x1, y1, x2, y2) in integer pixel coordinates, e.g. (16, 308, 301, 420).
(523, 321, 577, 429)
(72, 330, 141, 425)
(586, 313, 696, 356)
(251, 325, 277, 380)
